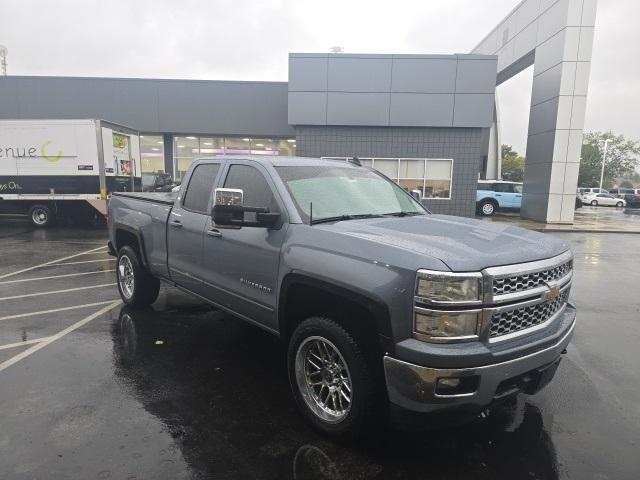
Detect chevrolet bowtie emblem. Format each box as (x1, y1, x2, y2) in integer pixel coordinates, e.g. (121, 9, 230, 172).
(543, 284, 559, 301)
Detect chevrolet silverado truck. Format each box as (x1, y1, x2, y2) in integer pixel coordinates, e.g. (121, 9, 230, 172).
(107, 156, 576, 438)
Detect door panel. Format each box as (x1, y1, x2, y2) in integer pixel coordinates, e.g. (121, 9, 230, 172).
(202, 221, 286, 329)
(201, 162, 286, 331)
(167, 162, 221, 296)
(167, 209, 208, 294)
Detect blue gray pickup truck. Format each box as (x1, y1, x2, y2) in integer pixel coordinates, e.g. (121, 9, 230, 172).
(107, 156, 576, 438)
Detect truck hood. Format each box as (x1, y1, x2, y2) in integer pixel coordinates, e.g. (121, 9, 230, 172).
(316, 214, 570, 272)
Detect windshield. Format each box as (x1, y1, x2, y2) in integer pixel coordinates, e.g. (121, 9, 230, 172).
(275, 165, 427, 224)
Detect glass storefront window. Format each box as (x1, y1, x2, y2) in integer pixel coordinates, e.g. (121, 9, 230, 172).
(140, 135, 165, 174)
(174, 136, 199, 181)
(321, 157, 453, 199)
(172, 135, 297, 180)
(198, 137, 225, 155)
(225, 137, 251, 155)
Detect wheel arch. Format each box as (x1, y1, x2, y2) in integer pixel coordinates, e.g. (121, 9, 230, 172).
(114, 224, 149, 268)
(278, 273, 394, 355)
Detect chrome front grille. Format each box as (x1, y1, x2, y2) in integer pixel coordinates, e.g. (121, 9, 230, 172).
(489, 288, 570, 338)
(492, 260, 573, 296)
(481, 251, 574, 342)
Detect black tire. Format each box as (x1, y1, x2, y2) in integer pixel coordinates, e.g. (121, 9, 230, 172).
(616, 201, 624, 208)
(116, 245, 160, 307)
(287, 316, 375, 440)
(590, 200, 598, 206)
(478, 199, 497, 216)
(28, 204, 55, 228)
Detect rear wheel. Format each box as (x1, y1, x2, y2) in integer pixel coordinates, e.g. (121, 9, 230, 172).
(287, 317, 375, 439)
(116, 245, 160, 307)
(616, 201, 624, 208)
(590, 200, 598, 206)
(28, 204, 54, 228)
(478, 200, 497, 216)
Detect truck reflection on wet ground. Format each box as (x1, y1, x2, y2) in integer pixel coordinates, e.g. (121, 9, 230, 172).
(112, 306, 559, 480)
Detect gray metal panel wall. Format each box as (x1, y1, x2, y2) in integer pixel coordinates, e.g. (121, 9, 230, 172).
(295, 125, 484, 217)
(288, 53, 498, 129)
(0, 76, 295, 137)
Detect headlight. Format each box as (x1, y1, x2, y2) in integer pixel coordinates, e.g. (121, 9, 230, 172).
(414, 309, 480, 342)
(416, 270, 482, 305)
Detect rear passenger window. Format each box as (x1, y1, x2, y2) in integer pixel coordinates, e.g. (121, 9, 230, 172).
(494, 183, 513, 193)
(224, 165, 279, 221)
(182, 163, 220, 213)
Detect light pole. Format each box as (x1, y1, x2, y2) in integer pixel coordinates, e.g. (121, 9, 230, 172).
(598, 138, 611, 193)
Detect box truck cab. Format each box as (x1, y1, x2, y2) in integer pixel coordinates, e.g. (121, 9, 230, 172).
(0, 119, 141, 227)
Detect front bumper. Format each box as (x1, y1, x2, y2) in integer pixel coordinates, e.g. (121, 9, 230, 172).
(384, 313, 575, 413)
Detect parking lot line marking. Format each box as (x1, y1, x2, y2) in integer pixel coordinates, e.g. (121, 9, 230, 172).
(0, 300, 120, 322)
(44, 259, 115, 267)
(0, 300, 121, 373)
(0, 283, 116, 302)
(0, 245, 107, 280)
(0, 269, 116, 286)
(0, 336, 55, 351)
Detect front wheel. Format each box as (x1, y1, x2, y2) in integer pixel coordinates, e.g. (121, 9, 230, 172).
(116, 246, 160, 307)
(287, 317, 375, 439)
(616, 201, 624, 208)
(590, 200, 598, 206)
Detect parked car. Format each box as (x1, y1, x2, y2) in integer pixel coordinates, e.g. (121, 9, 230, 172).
(578, 187, 609, 195)
(582, 193, 626, 207)
(108, 156, 576, 438)
(476, 180, 523, 216)
(608, 188, 640, 197)
(624, 194, 640, 208)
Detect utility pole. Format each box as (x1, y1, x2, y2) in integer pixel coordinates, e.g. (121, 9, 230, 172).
(599, 138, 611, 193)
(0, 45, 7, 76)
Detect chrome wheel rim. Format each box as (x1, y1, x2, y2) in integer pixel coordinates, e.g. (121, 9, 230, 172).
(295, 336, 352, 423)
(482, 203, 494, 215)
(118, 255, 135, 299)
(31, 208, 48, 225)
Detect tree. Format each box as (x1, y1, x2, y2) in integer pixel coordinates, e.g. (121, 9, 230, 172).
(578, 132, 640, 188)
(619, 179, 634, 188)
(501, 144, 525, 182)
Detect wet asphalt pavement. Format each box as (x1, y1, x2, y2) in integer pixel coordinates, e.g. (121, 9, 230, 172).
(0, 219, 638, 479)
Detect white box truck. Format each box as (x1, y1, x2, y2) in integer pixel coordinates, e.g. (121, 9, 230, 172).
(0, 119, 141, 227)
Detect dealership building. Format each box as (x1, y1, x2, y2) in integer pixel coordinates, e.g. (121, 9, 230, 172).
(0, 0, 597, 222)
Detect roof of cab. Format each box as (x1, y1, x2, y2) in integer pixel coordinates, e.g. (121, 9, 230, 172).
(193, 155, 358, 168)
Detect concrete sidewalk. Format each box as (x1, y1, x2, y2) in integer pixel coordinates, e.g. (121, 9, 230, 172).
(480, 206, 640, 233)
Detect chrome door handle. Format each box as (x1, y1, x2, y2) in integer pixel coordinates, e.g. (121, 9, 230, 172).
(495, 194, 502, 196)
(207, 228, 222, 238)
(170, 220, 183, 228)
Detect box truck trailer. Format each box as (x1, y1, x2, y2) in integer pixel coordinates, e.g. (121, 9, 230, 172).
(0, 119, 141, 227)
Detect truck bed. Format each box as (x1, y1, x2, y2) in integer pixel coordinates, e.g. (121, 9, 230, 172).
(111, 191, 178, 205)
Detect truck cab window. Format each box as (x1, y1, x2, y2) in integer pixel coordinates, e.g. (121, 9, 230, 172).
(182, 163, 220, 213)
(223, 165, 279, 221)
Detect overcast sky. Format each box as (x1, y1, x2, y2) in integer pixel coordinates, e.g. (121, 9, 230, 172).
(1, 0, 638, 154)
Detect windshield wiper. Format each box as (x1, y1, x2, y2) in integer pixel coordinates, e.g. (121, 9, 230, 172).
(383, 211, 425, 217)
(310, 213, 383, 225)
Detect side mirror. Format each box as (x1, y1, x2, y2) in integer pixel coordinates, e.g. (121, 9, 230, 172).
(211, 188, 280, 228)
(411, 189, 422, 202)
